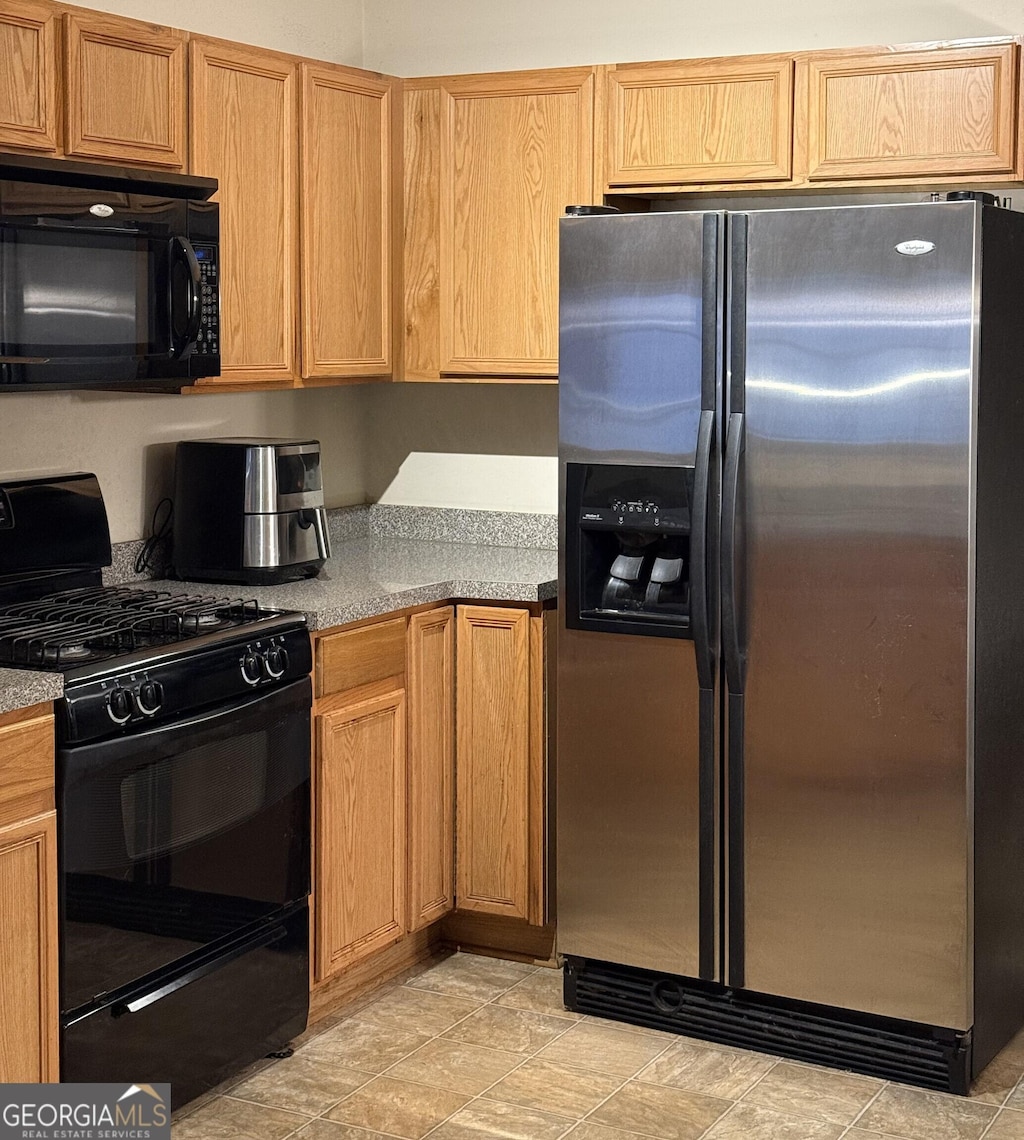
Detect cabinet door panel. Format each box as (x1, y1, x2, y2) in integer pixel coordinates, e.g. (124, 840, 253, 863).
(190, 38, 298, 384)
(401, 85, 442, 381)
(440, 69, 594, 377)
(803, 43, 1018, 180)
(301, 64, 391, 378)
(316, 690, 406, 979)
(407, 607, 454, 931)
(0, 811, 58, 1082)
(606, 56, 794, 186)
(65, 12, 186, 168)
(456, 606, 532, 919)
(0, 0, 58, 153)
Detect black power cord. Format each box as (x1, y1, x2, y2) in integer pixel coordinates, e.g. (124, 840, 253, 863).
(134, 497, 174, 575)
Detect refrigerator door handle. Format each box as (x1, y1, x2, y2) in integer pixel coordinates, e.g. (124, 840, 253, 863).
(692, 406, 718, 980)
(722, 410, 746, 694)
(691, 408, 715, 690)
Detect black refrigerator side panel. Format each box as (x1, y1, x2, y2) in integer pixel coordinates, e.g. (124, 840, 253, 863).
(972, 205, 1024, 1076)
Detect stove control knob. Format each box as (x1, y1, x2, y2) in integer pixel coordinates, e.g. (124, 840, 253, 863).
(137, 680, 164, 716)
(240, 652, 262, 686)
(107, 687, 134, 724)
(264, 646, 289, 679)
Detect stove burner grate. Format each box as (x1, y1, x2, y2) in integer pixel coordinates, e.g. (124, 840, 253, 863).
(0, 587, 267, 670)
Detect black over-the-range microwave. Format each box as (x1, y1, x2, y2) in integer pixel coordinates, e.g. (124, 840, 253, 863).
(0, 151, 220, 392)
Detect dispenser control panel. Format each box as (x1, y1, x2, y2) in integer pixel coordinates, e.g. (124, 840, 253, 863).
(580, 497, 690, 532)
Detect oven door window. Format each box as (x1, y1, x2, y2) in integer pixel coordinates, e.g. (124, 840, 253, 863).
(0, 227, 170, 358)
(58, 678, 311, 1014)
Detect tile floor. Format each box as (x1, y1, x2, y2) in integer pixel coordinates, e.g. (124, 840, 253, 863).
(171, 952, 1024, 1140)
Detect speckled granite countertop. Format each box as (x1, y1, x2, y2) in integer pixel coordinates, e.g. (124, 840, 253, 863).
(145, 534, 558, 631)
(0, 668, 63, 717)
(0, 508, 558, 716)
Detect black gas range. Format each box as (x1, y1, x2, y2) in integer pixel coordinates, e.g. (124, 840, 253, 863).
(0, 472, 312, 1108)
(0, 581, 312, 741)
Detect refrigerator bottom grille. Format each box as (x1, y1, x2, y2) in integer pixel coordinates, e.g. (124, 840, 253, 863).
(565, 956, 971, 1095)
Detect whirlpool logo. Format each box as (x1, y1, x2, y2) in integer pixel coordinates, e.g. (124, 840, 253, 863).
(0, 1083, 170, 1139)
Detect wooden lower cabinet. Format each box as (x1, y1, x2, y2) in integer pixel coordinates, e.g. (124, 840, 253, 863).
(455, 605, 546, 925)
(315, 688, 407, 981)
(0, 703, 58, 1083)
(311, 601, 550, 999)
(407, 607, 455, 931)
(0, 811, 58, 1082)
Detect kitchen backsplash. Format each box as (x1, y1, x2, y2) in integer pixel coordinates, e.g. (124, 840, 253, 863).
(104, 504, 557, 586)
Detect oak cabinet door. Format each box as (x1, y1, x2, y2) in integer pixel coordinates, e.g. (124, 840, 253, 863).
(190, 38, 298, 384)
(0, 811, 58, 1082)
(0, 0, 58, 154)
(316, 690, 406, 980)
(300, 64, 392, 380)
(439, 68, 595, 378)
(605, 55, 794, 187)
(407, 607, 454, 931)
(64, 11, 186, 168)
(801, 42, 1019, 181)
(456, 606, 543, 922)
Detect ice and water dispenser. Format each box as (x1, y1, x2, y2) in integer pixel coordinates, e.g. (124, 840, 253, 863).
(565, 463, 694, 638)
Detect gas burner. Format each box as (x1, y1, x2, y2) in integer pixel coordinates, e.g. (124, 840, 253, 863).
(53, 643, 96, 663)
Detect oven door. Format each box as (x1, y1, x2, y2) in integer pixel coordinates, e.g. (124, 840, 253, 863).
(58, 677, 310, 1016)
(0, 187, 217, 389)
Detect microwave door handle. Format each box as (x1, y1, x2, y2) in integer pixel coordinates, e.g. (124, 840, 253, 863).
(169, 235, 202, 358)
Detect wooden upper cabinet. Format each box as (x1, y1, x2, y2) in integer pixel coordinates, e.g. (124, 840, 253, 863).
(190, 38, 298, 384)
(300, 63, 392, 379)
(64, 11, 186, 168)
(0, 0, 59, 154)
(604, 54, 794, 187)
(799, 41, 1019, 181)
(439, 67, 595, 378)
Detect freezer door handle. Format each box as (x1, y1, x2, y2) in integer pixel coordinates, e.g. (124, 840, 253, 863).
(691, 409, 715, 690)
(722, 411, 746, 693)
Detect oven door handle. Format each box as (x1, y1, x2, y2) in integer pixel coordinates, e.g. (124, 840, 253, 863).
(111, 922, 287, 1017)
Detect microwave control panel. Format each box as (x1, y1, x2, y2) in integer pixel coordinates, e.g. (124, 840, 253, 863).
(194, 244, 220, 359)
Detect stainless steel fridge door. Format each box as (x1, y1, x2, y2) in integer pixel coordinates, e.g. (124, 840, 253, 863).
(558, 210, 720, 979)
(732, 202, 976, 1030)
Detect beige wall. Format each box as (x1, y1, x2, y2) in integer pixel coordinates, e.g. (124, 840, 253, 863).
(0, 387, 372, 543)
(85, 0, 363, 65)
(363, 0, 1021, 75)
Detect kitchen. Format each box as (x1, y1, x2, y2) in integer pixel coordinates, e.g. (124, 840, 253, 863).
(2, 0, 1024, 1137)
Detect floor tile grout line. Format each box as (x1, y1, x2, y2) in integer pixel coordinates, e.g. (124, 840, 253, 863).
(840, 1079, 888, 1136)
(303, 958, 580, 1135)
(411, 1006, 586, 1140)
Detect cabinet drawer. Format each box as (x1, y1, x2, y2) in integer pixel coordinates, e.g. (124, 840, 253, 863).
(316, 618, 407, 697)
(0, 711, 54, 829)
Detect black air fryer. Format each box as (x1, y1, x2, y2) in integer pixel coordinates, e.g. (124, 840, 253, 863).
(172, 438, 331, 585)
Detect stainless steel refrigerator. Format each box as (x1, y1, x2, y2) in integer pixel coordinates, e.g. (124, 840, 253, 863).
(557, 199, 1024, 1094)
